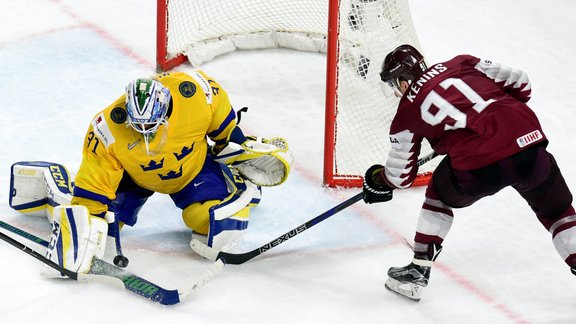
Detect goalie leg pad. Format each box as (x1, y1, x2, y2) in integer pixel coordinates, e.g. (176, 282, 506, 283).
(46, 205, 108, 274)
(208, 201, 252, 250)
(9, 161, 73, 219)
(190, 171, 259, 259)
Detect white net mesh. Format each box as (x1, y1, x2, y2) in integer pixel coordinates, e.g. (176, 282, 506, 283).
(160, 0, 437, 186)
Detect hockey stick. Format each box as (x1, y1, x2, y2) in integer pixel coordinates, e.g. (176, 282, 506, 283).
(0, 226, 79, 279)
(219, 192, 363, 264)
(193, 151, 439, 265)
(0, 220, 221, 305)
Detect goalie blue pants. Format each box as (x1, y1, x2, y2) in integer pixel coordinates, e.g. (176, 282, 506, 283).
(109, 157, 231, 226)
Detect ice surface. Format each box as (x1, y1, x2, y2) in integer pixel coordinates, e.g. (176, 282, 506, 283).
(1, 1, 575, 323)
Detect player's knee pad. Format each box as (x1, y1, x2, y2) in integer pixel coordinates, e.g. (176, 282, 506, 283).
(9, 161, 73, 220)
(46, 205, 108, 274)
(182, 200, 220, 235)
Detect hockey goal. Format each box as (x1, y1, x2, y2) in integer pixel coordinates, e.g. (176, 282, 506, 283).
(156, 0, 437, 187)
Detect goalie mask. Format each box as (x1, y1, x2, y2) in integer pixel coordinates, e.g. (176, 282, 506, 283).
(125, 78, 171, 136)
(380, 44, 427, 93)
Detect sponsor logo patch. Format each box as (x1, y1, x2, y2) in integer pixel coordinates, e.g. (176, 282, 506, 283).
(516, 130, 543, 148)
(190, 71, 213, 104)
(92, 113, 116, 148)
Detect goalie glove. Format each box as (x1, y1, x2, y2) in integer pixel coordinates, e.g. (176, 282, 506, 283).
(363, 164, 394, 204)
(213, 136, 293, 186)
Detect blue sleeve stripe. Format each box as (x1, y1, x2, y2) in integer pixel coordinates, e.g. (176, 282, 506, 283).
(213, 138, 228, 146)
(217, 149, 245, 160)
(73, 187, 112, 205)
(207, 109, 236, 139)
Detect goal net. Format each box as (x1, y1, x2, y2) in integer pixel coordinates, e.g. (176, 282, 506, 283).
(157, 0, 438, 187)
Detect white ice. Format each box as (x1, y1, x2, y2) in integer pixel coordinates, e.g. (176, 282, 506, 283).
(1, 1, 575, 323)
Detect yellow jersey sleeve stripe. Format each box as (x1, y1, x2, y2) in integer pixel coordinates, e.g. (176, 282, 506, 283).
(208, 109, 236, 141)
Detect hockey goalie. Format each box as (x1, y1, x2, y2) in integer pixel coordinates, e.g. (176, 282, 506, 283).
(9, 70, 293, 274)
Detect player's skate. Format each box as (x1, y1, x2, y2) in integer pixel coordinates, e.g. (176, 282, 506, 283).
(385, 243, 442, 302)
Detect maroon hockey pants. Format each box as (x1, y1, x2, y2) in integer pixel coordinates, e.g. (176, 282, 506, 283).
(428, 144, 576, 265)
(432, 144, 572, 222)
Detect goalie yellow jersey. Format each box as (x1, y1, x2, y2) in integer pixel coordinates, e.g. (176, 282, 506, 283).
(71, 71, 238, 215)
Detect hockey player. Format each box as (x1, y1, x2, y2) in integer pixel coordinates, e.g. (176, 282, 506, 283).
(362, 45, 576, 301)
(11, 70, 292, 274)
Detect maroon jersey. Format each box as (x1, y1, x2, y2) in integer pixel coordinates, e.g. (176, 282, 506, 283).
(384, 55, 546, 188)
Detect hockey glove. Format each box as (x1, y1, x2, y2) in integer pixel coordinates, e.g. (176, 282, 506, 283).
(363, 164, 394, 204)
(213, 136, 293, 186)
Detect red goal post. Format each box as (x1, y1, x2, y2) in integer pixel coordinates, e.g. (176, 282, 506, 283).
(156, 0, 438, 187)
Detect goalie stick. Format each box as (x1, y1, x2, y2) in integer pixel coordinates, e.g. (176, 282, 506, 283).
(0, 220, 222, 305)
(193, 152, 440, 264)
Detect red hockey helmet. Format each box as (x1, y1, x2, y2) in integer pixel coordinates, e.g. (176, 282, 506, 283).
(380, 44, 427, 90)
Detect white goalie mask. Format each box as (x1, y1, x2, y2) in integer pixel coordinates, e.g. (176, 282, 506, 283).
(125, 78, 171, 136)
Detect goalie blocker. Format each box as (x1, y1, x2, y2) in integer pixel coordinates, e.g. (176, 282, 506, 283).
(9, 161, 74, 219)
(10, 161, 131, 268)
(10, 162, 109, 274)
